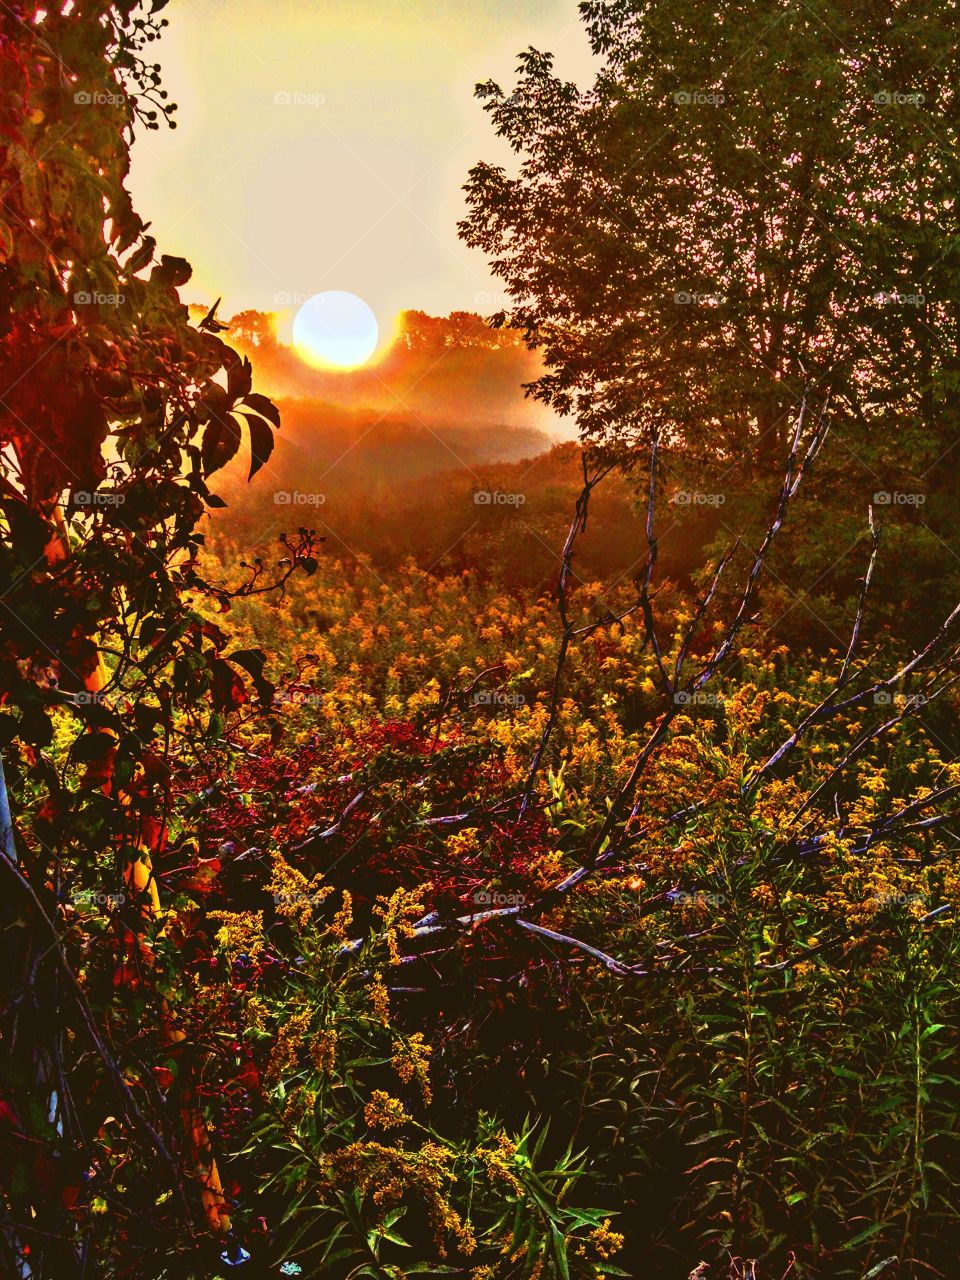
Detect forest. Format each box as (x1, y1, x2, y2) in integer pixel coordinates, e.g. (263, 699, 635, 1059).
(2, 2, 960, 1279)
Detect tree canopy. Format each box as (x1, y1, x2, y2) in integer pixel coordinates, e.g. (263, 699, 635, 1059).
(461, 0, 960, 474)
(0, 0, 280, 738)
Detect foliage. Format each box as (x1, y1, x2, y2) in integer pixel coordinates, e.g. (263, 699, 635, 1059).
(0, 0, 293, 757)
(4, 2, 960, 1280)
(461, 0, 960, 469)
(459, 0, 960, 612)
(176, 543, 960, 1279)
(224, 875, 622, 1279)
(0, 3, 299, 1275)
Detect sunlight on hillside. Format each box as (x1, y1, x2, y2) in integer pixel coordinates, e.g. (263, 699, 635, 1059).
(4, 1, 960, 1277)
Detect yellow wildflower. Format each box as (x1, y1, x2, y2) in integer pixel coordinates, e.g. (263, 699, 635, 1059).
(392, 1032, 432, 1103)
(207, 910, 264, 962)
(369, 970, 391, 1022)
(268, 852, 331, 931)
(364, 1090, 412, 1130)
(310, 1028, 338, 1077)
(375, 882, 431, 964)
(265, 1008, 312, 1087)
(329, 891, 353, 942)
(478, 1132, 523, 1193)
(588, 1219, 625, 1260)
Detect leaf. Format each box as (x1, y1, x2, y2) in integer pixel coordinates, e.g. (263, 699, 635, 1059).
(842, 1222, 887, 1250)
(227, 647, 275, 707)
(549, 1223, 570, 1280)
(0, 713, 19, 749)
(0, 495, 53, 561)
(244, 392, 281, 427)
(862, 1258, 899, 1278)
(375, 1224, 410, 1247)
(19, 705, 53, 747)
(209, 658, 247, 711)
(198, 297, 229, 334)
(227, 354, 253, 400)
(241, 412, 275, 480)
(125, 235, 156, 273)
(73, 733, 117, 788)
(201, 414, 242, 476)
(0, 329, 109, 500)
(151, 254, 192, 287)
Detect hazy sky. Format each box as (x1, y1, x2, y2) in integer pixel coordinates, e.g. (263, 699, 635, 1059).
(129, 0, 596, 338)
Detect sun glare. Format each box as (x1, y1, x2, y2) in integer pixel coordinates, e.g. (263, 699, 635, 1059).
(292, 291, 379, 370)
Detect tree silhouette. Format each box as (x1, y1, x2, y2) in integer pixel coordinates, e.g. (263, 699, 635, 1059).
(461, 2, 960, 477)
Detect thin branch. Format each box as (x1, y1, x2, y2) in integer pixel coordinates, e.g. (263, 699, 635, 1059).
(518, 458, 612, 815)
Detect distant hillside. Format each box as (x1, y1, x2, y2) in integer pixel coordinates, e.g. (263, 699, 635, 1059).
(258, 397, 554, 485)
(200, 307, 633, 588)
(194, 306, 568, 438)
(208, 437, 648, 591)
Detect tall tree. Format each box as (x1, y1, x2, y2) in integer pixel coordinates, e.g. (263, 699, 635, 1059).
(461, 0, 960, 479)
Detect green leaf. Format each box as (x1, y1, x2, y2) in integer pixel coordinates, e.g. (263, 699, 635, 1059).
(549, 1222, 570, 1280)
(843, 1223, 887, 1250)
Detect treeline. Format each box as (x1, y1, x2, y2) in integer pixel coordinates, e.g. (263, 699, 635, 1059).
(189, 306, 557, 432)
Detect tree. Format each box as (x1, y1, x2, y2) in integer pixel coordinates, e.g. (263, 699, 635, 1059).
(226, 308, 278, 348)
(460, 0, 960, 478)
(0, 2, 299, 1273)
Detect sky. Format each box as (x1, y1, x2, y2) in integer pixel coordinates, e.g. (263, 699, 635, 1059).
(129, 0, 597, 343)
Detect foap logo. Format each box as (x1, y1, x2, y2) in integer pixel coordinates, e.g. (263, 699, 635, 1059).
(274, 290, 313, 307)
(668, 889, 726, 908)
(76, 889, 126, 908)
(873, 490, 925, 507)
(74, 291, 125, 307)
(671, 491, 725, 507)
(73, 490, 125, 507)
(874, 290, 925, 307)
(873, 90, 925, 106)
(874, 690, 927, 708)
(871, 890, 925, 907)
(674, 290, 724, 305)
(74, 89, 128, 107)
(275, 491, 326, 506)
(273, 90, 326, 107)
(275, 690, 324, 708)
(69, 690, 109, 707)
(673, 90, 725, 106)
(474, 490, 526, 507)
(473, 690, 526, 708)
(674, 690, 724, 707)
(473, 289, 511, 308)
(473, 889, 526, 907)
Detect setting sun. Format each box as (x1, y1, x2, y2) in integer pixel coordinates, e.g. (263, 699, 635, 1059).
(292, 291, 379, 369)
(10, 3, 960, 1276)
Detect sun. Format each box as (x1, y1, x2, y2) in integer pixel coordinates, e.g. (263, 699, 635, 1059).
(292, 291, 379, 370)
